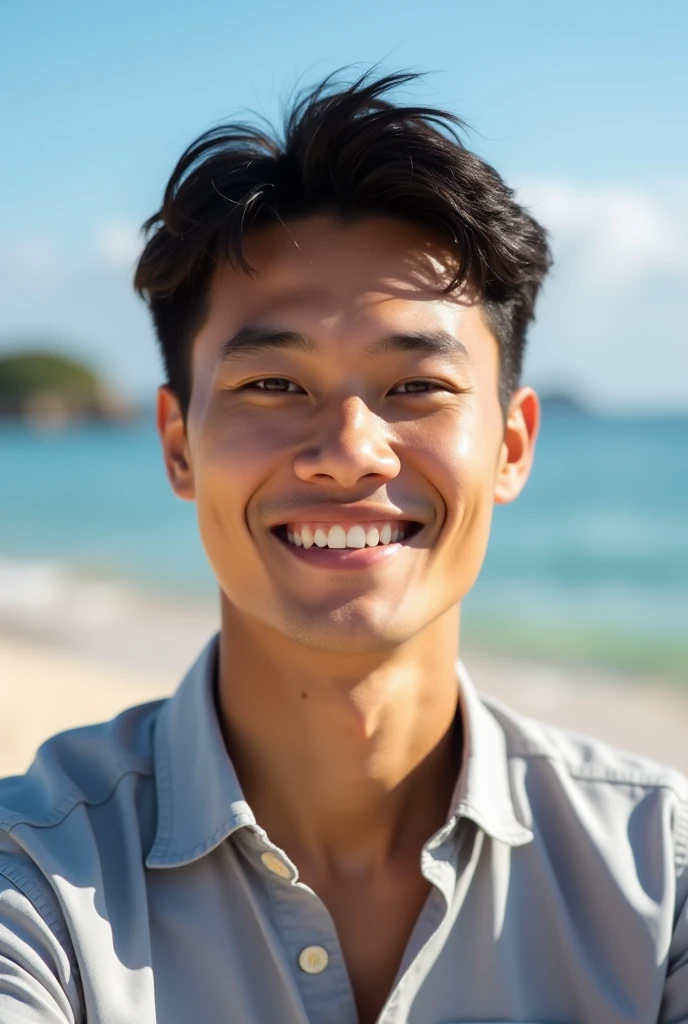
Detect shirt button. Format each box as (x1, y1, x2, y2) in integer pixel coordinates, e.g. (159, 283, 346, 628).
(298, 945, 329, 974)
(260, 851, 292, 879)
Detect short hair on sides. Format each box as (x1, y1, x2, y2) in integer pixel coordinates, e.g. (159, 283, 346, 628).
(134, 70, 552, 417)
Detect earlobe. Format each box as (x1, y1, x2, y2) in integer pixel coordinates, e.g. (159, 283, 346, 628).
(156, 386, 196, 501)
(494, 387, 540, 506)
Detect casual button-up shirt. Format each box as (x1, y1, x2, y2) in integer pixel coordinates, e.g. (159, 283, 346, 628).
(1, 636, 687, 1023)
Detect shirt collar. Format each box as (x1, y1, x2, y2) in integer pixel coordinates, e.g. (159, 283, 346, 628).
(147, 636, 532, 868)
(147, 635, 254, 868)
(446, 661, 533, 847)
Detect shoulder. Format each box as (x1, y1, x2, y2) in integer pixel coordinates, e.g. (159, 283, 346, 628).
(0, 698, 168, 1018)
(482, 690, 688, 793)
(482, 692, 688, 872)
(0, 696, 166, 834)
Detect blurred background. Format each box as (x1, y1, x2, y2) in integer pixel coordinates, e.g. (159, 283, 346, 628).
(1, 0, 687, 773)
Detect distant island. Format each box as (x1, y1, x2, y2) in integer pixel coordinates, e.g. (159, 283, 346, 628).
(537, 389, 590, 414)
(0, 350, 137, 426)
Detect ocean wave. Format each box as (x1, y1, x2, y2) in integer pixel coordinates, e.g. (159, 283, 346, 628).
(0, 556, 129, 629)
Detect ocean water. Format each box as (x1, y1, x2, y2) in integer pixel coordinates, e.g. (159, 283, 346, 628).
(1, 411, 687, 680)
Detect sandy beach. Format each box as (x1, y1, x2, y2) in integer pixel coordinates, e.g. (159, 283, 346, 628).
(2, 621, 687, 780)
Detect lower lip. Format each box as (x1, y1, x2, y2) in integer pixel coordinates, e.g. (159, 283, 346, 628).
(273, 532, 412, 568)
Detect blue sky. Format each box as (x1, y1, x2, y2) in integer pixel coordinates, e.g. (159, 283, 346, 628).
(1, 0, 686, 409)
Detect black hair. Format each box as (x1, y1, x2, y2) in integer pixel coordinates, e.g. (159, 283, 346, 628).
(135, 70, 551, 415)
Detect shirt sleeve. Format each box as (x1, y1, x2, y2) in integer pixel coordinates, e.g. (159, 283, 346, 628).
(0, 871, 81, 1023)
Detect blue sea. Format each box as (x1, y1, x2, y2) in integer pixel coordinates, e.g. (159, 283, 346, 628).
(1, 410, 687, 680)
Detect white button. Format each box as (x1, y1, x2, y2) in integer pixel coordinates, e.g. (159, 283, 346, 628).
(296, 942, 329, 974)
(260, 852, 292, 879)
(298, 945, 329, 974)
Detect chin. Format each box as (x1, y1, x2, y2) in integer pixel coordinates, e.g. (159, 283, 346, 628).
(279, 605, 415, 655)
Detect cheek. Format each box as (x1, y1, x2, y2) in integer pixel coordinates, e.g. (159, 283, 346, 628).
(187, 402, 284, 578)
(192, 395, 297, 492)
(410, 406, 497, 520)
(408, 408, 499, 596)
(451, 422, 503, 590)
(449, 434, 496, 554)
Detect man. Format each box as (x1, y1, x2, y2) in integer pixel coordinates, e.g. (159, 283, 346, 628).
(1, 71, 686, 1024)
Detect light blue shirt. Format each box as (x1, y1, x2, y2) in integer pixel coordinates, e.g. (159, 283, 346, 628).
(1, 636, 687, 1022)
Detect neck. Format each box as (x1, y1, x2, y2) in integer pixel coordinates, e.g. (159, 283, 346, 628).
(217, 601, 463, 877)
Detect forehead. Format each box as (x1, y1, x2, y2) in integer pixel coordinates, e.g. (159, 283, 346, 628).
(205, 216, 473, 335)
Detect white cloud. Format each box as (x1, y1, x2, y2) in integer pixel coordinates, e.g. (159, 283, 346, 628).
(514, 180, 688, 409)
(96, 220, 144, 268)
(516, 180, 688, 285)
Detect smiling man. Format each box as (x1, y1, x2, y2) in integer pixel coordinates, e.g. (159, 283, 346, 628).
(1, 72, 687, 1024)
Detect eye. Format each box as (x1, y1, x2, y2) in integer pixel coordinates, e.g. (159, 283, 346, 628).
(391, 380, 446, 395)
(243, 377, 304, 393)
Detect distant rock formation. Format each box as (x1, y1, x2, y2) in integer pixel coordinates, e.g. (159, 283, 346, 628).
(538, 389, 590, 414)
(0, 350, 137, 426)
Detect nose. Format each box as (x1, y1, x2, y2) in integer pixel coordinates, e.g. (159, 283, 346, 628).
(293, 396, 400, 488)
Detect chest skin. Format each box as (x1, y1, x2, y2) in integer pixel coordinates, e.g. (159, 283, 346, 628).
(299, 865, 434, 1024)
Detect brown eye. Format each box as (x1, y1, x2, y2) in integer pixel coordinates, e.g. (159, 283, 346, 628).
(393, 380, 443, 394)
(247, 378, 302, 393)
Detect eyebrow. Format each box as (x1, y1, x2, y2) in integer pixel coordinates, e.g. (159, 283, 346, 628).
(364, 330, 470, 360)
(218, 326, 316, 364)
(218, 325, 470, 364)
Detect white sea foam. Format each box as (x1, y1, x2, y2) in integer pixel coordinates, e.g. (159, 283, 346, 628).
(0, 555, 218, 677)
(0, 556, 128, 627)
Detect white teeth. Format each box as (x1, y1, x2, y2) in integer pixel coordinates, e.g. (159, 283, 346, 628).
(285, 522, 409, 549)
(346, 525, 366, 548)
(365, 527, 379, 547)
(301, 525, 314, 549)
(327, 525, 347, 549)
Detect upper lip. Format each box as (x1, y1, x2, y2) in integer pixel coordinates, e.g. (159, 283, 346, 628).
(269, 505, 424, 528)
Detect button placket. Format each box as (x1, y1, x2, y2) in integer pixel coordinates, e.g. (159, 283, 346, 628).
(378, 825, 483, 1022)
(268, 870, 358, 1024)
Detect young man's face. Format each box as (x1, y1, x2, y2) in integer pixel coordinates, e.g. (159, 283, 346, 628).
(159, 216, 538, 654)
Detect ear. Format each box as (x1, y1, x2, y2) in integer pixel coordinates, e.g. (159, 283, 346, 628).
(157, 386, 195, 501)
(494, 387, 540, 505)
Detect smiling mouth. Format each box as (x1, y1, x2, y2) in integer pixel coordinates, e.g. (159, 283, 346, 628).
(272, 520, 423, 550)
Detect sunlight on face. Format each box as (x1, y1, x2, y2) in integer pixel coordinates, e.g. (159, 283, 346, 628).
(160, 216, 536, 654)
